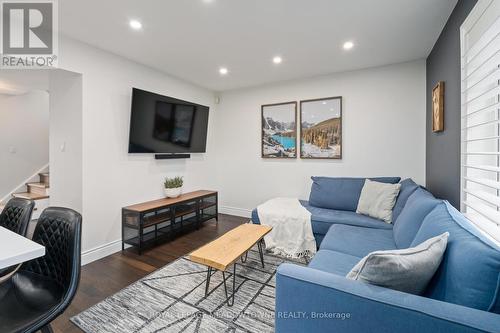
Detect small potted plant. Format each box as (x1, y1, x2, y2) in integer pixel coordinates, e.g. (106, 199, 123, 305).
(164, 176, 184, 198)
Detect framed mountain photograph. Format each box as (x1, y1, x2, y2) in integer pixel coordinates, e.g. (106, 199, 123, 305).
(261, 102, 297, 158)
(300, 96, 342, 159)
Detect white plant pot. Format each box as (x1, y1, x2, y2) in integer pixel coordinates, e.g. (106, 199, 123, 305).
(164, 187, 182, 198)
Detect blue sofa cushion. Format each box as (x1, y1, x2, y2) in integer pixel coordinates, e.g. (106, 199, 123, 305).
(308, 249, 360, 275)
(393, 188, 441, 248)
(392, 178, 420, 223)
(411, 202, 500, 313)
(314, 233, 325, 246)
(320, 224, 397, 258)
(252, 201, 391, 237)
(301, 200, 391, 234)
(308, 176, 401, 211)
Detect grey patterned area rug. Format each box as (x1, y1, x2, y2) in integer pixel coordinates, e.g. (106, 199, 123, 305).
(71, 248, 303, 333)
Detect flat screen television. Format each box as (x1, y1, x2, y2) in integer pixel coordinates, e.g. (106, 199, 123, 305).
(128, 88, 209, 154)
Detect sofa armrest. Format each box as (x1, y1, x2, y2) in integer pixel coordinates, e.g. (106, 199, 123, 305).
(276, 263, 500, 333)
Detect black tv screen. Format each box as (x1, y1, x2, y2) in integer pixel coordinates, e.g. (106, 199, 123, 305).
(128, 88, 209, 154)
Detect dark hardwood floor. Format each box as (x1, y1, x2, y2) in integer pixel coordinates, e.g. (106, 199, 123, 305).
(52, 214, 247, 333)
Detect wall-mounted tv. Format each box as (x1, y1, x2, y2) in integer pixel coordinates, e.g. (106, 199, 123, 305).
(128, 88, 209, 154)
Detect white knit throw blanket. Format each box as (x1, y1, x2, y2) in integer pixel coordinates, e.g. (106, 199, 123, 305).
(257, 198, 317, 259)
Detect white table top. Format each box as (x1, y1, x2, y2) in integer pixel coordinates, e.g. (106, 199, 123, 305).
(0, 226, 45, 269)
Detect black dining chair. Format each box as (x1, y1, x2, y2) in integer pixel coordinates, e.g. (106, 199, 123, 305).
(0, 198, 35, 279)
(0, 207, 82, 333)
(0, 197, 35, 236)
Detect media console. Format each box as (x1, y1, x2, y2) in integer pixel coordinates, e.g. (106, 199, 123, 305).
(122, 190, 218, 254)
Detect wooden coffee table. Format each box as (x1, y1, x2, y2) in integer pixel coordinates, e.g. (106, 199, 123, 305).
(188, 223, 272, 306)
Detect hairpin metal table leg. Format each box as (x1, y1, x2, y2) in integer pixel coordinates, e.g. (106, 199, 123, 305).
(222, 264, 236, 306)
(257, 239, 265, 268)
(241, 251, 248, 263)
(205, 267, 212, 297)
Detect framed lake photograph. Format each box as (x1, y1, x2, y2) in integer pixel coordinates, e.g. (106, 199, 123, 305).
(261, 102, 297, 158)
(300, 96, 342, 159)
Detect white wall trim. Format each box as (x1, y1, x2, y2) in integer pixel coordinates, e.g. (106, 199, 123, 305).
(81, 239, 123, 265)
(219, 205, 252, 218)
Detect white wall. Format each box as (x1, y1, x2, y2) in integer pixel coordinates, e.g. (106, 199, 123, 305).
(0, 90, 49, 199)
(214, 60, 426, 216)
(49, 70, 83, 213)
(57, 38, 216, 263)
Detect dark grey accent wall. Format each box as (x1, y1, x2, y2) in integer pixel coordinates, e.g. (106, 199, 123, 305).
(426, 0, 477, 208)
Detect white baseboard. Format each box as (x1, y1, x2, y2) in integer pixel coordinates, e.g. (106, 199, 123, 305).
(219, 205, 252, 218)
(81, 239, 124, 265)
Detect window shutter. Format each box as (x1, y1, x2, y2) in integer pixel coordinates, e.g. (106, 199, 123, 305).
(461, 0, 500, 243)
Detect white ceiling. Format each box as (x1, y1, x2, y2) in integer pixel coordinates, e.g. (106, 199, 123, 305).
(59, 0, 458, 91)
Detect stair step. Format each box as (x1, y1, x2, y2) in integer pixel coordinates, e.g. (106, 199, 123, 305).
(39, 172, 50, 185)
(27, 182, 50, 196)
(27, 182, 49, 189)
(12, 192, 49, 200)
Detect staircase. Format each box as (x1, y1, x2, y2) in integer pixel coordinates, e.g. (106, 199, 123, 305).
(12, 172, 50, 200)
(0, 172, 50, 220)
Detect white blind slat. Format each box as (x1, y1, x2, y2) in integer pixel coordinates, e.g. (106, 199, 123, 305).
(463, 151, 500, 155)
(463, 201, 500, 225)
(462, 101, 500, 118)
(464, 177, 500, 190)
(464, 189, 500, 207)
(462, 135, 500, 142)
(465, 212, 500, 243)
(462, 66, 499, 93)
(462, 118, 500, 130)
(463, 164, 500, 172)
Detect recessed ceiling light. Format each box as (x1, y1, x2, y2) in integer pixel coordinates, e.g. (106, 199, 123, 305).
(203, 0, 214, 3)
(322, 101, 327, 105)
(273, 56, 282, 64)
(129, 20, 142, 30)
(219, 67, 228, 75)
(343, 41, 354, 50)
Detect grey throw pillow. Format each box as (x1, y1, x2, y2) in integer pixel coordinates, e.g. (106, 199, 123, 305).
(356, 179, 401, 223)
(346, 232, 449, 294)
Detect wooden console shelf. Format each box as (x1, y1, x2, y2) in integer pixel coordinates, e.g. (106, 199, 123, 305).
(122, 190, 218, 254)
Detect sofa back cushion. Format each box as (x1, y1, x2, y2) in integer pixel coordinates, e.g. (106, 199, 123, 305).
(392, 188, 440, 248)
(309, 177, 401, 211)
(411, 202, 500, 313)
(392, 178, 420, 223)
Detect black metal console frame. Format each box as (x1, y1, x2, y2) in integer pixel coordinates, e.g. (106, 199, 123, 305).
(121, 192, 218, 254)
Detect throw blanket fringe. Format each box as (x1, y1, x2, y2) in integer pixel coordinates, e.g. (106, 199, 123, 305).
(257, 198, 316, 259)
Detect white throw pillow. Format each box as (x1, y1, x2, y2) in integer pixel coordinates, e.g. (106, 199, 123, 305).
(356, 179, 401, 223)
(346, 232, 449, 295)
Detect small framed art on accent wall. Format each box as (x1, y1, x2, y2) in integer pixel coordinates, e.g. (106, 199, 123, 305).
(300, 96, 342, 159)
(261, 102, 297, 158)
(432, 81, 444, 132)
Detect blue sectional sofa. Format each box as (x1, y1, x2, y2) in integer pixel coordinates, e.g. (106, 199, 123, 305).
(252, 177, 500, 332)
(252, 177, 404, 245)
